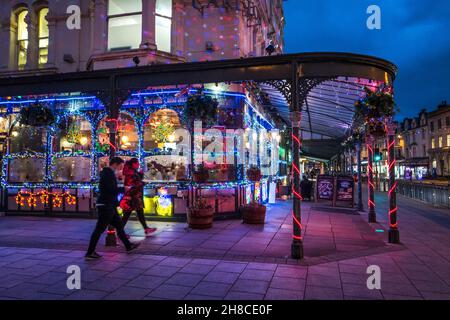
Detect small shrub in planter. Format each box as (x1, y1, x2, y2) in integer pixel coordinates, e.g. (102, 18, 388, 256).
(187, 197, 214, 229)
(240, 202, 266, 224)
(246, 166, 262, 182)
(192, 164, 209, 183)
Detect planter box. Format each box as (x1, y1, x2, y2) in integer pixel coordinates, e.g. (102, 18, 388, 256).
(241, 204, 266, 224)
(187, 208, 214, 229)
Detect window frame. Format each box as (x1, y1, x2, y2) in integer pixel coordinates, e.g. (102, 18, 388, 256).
(155, 0, 173, 53)
(37, 7, 49, 65)
(16, 9, 29, 69)
(107, 0, 143, 51)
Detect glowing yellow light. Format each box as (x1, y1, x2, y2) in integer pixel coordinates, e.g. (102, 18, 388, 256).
(11, 131, 19, 137)
(79, 136, 88, 146)
(121, 135, 129, 144)
(168, 134, 175, 142)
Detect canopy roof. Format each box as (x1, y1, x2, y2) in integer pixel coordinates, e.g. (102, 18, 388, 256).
(260, 76, 384, 140)
(0, 52, 397, 159)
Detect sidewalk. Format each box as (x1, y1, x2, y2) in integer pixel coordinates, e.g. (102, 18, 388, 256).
(1, 191, 450, 300)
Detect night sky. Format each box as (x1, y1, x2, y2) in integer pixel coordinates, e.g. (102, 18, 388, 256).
(283, 0, 450, 120)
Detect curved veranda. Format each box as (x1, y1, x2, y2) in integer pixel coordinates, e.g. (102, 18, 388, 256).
(0, 52, 398, 259)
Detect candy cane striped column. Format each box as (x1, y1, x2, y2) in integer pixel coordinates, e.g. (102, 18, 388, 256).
(386, 122, 400, 243)
(291, 110, 304, 259)
(366, 136, 377, 223)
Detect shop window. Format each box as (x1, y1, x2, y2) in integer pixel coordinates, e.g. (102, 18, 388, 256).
(38, 8, 49, 65)
(52, 115, 92, 182)
(107, 0, 142, 51)
(17, 10, 28, 68)
(143, 108, 186, 181)
(155, 0, 172, 53)
(8, 158, 45, 182)
(9, 124, 47, 154)
(53, 115, 92, 152)
(97, 113, 139, 153)
(53, 157, 91, 182)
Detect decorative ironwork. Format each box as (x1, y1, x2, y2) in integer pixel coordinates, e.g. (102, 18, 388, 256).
(298, 77, 335, 106)
(260, 80, 292, 105)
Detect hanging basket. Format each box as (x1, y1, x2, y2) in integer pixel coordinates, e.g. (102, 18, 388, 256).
(19, 104, 55, 127)
(367, 119, 386, 137)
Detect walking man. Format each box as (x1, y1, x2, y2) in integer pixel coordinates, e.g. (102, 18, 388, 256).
(86, 157, 140, 259)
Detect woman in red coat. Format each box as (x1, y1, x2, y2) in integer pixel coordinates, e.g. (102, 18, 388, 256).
(120, 158, 156, 235)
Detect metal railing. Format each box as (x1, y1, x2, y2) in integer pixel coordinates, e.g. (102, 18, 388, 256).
(396, 180, 450, 208)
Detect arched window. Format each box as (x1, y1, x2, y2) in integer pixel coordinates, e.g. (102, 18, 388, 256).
(97, 113, 139, 152)
(143, 108, 181, 151)
(107, 0, 142, 51)
(143, 109, 186, 181)
(53, 115, 92, 153)
(9, 123, 46, 154)
(155, 0, 172, 53)
(16, 10, 28, 68)
(38, 8, 49, 65)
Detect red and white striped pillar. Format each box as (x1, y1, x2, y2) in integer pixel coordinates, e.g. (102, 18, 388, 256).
(366, 135, 377, 223)
(386, 120, 400, 243)
(290, 62, 304, 259)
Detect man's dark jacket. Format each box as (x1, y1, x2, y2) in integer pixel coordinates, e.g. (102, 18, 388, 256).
(96, 167, 122, 207)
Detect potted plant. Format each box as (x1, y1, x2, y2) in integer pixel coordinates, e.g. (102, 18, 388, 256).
(192, 163, 209, 183)
(240, 200, 266, 224)
(246, 165, 262, 181)
(187, 197, 214, 229)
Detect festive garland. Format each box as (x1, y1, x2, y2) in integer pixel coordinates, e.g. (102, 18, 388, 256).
(16, 190, 77, 208)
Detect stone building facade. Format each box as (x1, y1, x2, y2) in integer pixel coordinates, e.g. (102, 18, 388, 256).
(0, 0, 285, 76)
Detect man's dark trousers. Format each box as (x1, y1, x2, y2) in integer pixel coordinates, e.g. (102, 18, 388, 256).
(87, 206, 132, 255)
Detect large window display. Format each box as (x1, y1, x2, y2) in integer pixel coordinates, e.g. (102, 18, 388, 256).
(143, 109, 187, 181)
(97, 113, 139, 153)
(52, 115, 92, 182)
(8, 123, 47, 182)
(9, 124, 47, 154)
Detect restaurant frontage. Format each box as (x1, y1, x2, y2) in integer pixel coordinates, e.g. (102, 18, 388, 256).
(0, 52, 398, 258)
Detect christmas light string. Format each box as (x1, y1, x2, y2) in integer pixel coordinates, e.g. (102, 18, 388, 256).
(366, 143, 376, 209)
(15, 190, 76, 208)
(291, 132, 303, 241)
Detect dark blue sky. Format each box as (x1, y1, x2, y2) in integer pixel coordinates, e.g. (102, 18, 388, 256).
(283, 0, 450, 120)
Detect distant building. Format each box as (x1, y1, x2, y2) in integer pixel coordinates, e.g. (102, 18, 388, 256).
(427, 102, 450, 177)
(397, 109, 429, 179)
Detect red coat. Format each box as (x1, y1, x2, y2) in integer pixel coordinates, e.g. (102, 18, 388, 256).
(119, 163, 144, 212)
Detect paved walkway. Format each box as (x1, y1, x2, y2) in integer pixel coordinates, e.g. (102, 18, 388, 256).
(1, 190, 450, 300)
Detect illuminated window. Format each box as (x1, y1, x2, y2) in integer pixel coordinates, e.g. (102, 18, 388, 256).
(107, 0, 142, 51)
(447, 134, 450, 147)
(438, 136, 443, 148)
(431, 138, 435, 149)
(17, 10, 28, 68)
(38, 8, 49, 64)
(155, 0, 172, 53)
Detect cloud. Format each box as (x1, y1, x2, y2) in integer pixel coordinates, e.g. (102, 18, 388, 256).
(284, 0, 450, 118)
